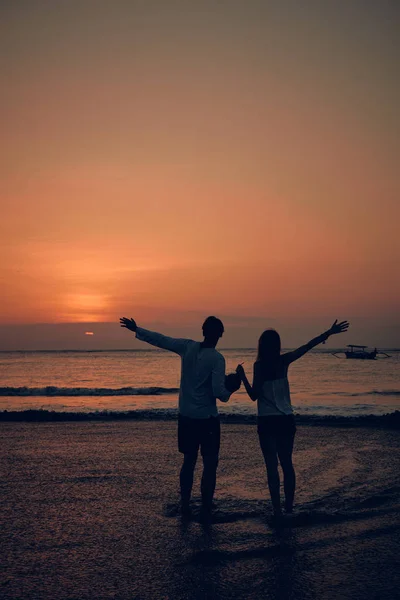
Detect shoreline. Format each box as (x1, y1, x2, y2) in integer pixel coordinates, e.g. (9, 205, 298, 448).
(1, 408, 399, 428)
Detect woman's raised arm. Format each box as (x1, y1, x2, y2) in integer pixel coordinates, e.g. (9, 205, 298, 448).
(284, 319, 349, 365)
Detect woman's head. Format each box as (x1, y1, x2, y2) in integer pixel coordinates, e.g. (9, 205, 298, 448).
(257, 329, 281, 362)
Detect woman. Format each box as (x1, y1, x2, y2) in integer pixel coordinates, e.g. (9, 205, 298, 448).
(236, 319, 349, 518)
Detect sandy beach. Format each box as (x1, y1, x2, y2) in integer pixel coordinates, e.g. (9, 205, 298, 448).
(1, 420, 399, 600)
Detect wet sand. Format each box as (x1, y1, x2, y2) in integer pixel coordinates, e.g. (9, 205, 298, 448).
(1, 421, 399, 599)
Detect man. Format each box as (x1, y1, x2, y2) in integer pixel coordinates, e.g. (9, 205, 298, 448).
(120, 315, 240, 516)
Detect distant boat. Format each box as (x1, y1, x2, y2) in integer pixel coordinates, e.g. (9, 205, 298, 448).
(332, 345, 391, 360)
(345, 345, 377, 360)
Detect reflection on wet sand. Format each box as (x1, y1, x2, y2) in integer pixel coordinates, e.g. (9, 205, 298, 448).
(1, 421, 399, 599)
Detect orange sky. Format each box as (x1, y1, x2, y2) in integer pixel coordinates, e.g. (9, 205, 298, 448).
(1, 1, 399, 349)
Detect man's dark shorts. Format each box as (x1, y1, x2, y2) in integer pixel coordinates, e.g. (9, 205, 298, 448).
(178, 414, 220, 456)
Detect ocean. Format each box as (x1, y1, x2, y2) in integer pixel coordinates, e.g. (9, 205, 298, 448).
(0, 348, 399, 417)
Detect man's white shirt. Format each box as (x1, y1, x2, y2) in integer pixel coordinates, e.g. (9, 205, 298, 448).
(136, 327, 231, 419)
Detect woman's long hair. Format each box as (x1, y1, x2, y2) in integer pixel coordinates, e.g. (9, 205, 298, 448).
(257, 329, 281, 363)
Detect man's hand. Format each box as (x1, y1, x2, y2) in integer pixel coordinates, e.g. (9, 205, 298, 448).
(328, 319, 350, 336)
(225, 373, 241, 393)
(120, 317, 137, 332)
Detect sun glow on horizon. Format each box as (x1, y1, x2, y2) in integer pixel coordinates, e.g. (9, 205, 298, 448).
(61, 294, 109, 323)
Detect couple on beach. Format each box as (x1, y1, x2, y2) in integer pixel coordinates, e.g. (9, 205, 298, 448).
(120, 316, 349, 519)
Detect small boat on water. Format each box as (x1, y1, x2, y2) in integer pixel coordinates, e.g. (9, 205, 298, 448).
(345, 345, 377, 360)
(332, 345, 391, 360)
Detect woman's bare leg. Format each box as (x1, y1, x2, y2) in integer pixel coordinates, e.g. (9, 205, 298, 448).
(260, 436, 282, 515)
(277, 433, 296, 513)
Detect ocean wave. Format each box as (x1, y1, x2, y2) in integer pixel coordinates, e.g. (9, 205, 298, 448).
(0, 386, 179, 397)
(0, 409, 399, 428)
(3, 386, 398, 399)
(329, 389, 400, 397)
(348, 390, 400, 397)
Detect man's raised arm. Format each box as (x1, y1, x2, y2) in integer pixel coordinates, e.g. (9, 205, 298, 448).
(120, 317, 189, 356)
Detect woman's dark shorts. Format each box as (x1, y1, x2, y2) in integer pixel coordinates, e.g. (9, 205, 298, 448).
(257, 415, 296, 456)
(257, 414, 296, 437)
(178, 415, 220, 456)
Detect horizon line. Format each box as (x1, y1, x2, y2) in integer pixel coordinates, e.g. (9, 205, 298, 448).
(1, 347, 399, 354)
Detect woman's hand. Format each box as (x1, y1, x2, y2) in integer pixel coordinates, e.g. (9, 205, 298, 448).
(120, 317, 137, 332)
(328, 319, 350, 336)
(236, 363, 245, 379)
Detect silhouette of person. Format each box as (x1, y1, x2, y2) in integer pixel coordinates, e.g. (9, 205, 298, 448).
(120, 315, 241, 516)
(236, 319, 349, 518)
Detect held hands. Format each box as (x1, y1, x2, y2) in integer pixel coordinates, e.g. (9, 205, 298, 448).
(235, 363, 245, 379)
(120, 317, 137, 332)
(328, 319, 350, 336)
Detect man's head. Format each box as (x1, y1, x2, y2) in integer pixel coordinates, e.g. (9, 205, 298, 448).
(202, 316, 224, 345)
